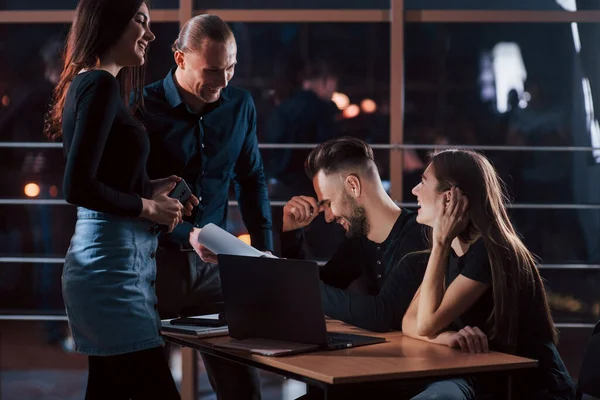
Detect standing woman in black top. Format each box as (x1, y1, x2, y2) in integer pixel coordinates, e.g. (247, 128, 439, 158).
(44, 0, 196, 398)
(402, 149, 575, 400)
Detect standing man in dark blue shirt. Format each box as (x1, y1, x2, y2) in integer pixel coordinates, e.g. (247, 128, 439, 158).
(137, 15, 271, 400)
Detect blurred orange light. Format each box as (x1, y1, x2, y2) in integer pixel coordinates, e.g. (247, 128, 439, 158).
(331, 92, 350, 110)
(237, 234, 251, 245)
(49, 185, 59, 198)
(360, 98, 377, 114)
(1, 95, 9, 107)
(24, 183, 40, 197)
(343, 104, 360, 119)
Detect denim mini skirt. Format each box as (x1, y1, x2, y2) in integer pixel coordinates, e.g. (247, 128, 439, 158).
(62, 207, 163, 356)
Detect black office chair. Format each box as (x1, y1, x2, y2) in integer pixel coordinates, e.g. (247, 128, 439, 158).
(577, 320, 600, 400)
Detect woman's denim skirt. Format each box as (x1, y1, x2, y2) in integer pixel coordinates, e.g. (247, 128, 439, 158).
(62, 207, 163, 356)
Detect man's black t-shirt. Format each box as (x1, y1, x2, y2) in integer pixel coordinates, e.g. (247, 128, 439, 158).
(281, 209, 429, 332)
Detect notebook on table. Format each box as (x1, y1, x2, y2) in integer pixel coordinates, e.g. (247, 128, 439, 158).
(160, 318, 229, 339)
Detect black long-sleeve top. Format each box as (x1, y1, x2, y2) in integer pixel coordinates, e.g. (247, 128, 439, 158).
(281, 209, 429, 332)
(62, 70, 150, 216)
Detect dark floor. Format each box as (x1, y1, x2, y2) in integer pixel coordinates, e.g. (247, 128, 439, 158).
(0, 321, 595, 399)
(0, 321, 304, 400)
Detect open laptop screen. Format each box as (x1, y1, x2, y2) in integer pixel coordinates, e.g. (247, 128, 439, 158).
(218, 255, 329, 346)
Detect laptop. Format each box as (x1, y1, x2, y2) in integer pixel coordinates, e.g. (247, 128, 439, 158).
(217, 255, 386, 355)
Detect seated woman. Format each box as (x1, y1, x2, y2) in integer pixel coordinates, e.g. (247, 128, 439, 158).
(402, 149, 575, 400)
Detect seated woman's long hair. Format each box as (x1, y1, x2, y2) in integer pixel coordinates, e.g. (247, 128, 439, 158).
(429, 149, 557, 353)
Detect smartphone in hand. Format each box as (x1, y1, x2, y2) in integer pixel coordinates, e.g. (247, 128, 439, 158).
(153, 178, 193, 234)
(169, 179, 192, 204)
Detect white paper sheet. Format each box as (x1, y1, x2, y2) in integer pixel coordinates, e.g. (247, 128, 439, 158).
(196, 223, 278, 258)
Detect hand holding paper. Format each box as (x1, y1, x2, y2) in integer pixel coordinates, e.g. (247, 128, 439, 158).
(189, 228, 218, 263)
(189, 224, 277, 264)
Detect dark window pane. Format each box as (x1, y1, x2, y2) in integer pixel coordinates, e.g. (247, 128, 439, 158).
(0, 205, 75, 257)
(231, 22, 389, 201)
(0, 264, 65, 312)
(0, 0, 178, 10)
(227, 22, 389, 113)
(405, 0, 568, 10)
(192, 0, 600, 9)
(0, 0, 78, 9)
(193, 0, 388, 9)
(543, 268, 600, 324)
(405, 23, 600, 150)
(509, 208, 599, 263)
(0, 24, 69, 91)
(149, 0, 180, 9)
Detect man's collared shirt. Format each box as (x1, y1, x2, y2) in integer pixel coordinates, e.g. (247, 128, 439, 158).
(138, 68, 273, 251)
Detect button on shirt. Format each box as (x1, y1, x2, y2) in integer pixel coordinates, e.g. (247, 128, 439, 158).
(138, 68, 273, 251)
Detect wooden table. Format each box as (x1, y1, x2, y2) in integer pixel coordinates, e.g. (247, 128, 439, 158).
(163, 320, 537, 399)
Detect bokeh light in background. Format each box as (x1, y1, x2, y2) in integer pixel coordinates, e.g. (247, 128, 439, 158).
(237, 234, 251, 245)
(343, 104, 360, 119)
(331, 92, 350, 110)
(24, 183, 40, 197)
(360, 98, 377, 114)
(49, 185, 59, 198)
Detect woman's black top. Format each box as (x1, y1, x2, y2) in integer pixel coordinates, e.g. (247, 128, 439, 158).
(447, 239, 575, 400)
(62, 70, 151, 217)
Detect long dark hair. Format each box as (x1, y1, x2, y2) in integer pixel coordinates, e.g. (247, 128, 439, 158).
(45, 0, 147, 141)
(430, 149, 557, 352)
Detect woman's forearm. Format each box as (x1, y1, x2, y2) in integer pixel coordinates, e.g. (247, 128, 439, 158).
(416, 243, 450, 336)
(403, 317, 455, 346)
